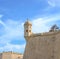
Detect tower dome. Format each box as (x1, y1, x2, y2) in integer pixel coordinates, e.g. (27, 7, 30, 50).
(24, 19, 32, 26)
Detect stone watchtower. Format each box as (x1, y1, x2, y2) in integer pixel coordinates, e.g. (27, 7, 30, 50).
(24, 19, 32, 41)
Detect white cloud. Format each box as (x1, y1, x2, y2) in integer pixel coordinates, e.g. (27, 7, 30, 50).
(0, 43, 25, 53)
(0, 15, 3, 18)
(48, 1, 55, 7)
(0, 20, 7, 27)
(0, 19, 24, 44)
(32, 14, 60, 33)
(48, 0, 60, 7)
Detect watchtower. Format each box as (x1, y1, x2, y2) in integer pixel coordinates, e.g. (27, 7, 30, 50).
(24, 19, 32, 40)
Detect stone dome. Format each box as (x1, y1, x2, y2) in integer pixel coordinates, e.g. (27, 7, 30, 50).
(24, 19, 32, 25)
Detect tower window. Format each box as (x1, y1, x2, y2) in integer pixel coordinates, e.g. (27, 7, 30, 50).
(26, 30, 28, 32)
(26, 30, 31, 32)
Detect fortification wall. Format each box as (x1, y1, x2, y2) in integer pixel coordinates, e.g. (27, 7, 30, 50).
(12, 53, 23, 59)
(2, 52, 12, 59)
(0, 53, 2, 59)
(0, 52, 23, 59)
(23, 31, 60, 59)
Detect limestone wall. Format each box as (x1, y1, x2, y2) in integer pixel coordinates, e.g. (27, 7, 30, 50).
(0, 52, 23, 59)
(2, 52, 12, 59)
(12, 53, 23, 59)
(23, 31, 60, 59)
(0, 53, 2, 59)
(54, 33, 60, 59)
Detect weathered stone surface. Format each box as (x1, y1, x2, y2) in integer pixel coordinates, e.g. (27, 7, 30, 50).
(0, 52, 23, 59)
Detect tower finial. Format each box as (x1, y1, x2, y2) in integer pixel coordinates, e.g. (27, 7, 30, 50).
(24, 18, 32, 26)
(27, 18, 29, 21)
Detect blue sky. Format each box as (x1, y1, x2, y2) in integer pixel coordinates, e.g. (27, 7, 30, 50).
(0, 0, 60, 54)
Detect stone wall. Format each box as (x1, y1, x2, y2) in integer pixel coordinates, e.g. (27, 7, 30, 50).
(0, 52, 23, 59)
(2, 52, 12, 59)
(0, 53, 2, 59)
(23, 31, 60, 59)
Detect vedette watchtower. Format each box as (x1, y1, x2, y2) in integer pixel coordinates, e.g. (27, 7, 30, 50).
(24, 19, 32, 40)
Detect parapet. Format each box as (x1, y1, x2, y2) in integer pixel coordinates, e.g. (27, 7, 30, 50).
(30, 30, 60, 37)
(2, 51, 22, 55)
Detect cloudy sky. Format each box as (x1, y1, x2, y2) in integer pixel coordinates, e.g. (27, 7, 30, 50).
(0, 0, 60, 54)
